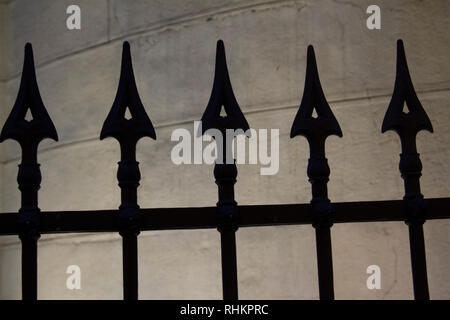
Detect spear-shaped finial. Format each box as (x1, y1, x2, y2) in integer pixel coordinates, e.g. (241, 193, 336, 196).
(290, 45, 342, 155)
(0, 43, 58, 150)
(201, 40, 249, 135)
(382, 39, 433, 153)
(100, 41, 156, 145)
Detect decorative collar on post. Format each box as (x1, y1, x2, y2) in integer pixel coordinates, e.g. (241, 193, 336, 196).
(382, 39, 433, 222)
(100, 41, 156, 236)
(290, 45, 342, 227)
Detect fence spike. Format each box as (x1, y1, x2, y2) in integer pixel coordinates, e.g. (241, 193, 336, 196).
(290, 45, 342, 155)
(382, 39, 432, 300)
(0, 43, 58, 148)
(100, 41, 156, 143)
(290, 45, 342, 300)
(0, 43, 58, 300)
(201, 40, 249, 135)
(382, 40, 433, 152)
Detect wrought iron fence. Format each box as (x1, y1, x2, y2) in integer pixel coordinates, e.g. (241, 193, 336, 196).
(0, 39, 449, 300)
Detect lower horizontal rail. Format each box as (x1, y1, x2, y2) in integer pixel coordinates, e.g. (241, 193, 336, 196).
(0, 198, 450, 235)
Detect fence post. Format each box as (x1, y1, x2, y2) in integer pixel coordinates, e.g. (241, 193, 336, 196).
(201, 40, 250, 300)
(100, 41, 156, 300)
(0, 43, 59, 300)
(290, 45, 343, 300)
(382, 40, 433, 300)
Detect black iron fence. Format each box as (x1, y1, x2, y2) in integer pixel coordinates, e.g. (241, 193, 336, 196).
(0, 39, 449, 300)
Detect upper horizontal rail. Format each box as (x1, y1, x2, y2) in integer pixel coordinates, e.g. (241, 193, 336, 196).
(0, 197, 449, 236)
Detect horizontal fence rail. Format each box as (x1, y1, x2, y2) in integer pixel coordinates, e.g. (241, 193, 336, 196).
(0, 39, 449, 301)
(0, 198, 450, 235)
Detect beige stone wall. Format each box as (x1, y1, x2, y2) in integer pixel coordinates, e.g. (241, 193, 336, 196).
(0, 0, 449, 299)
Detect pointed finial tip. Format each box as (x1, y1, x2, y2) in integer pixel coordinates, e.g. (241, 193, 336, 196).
(23, 43, 35, 69)
(307, 45, 316, 63)
(216, 40, 225, 53)
(121, 41, 132, 64)
(306, 45, 318, 70)
(396, 39, 408, 67)
(25, 42, 33, 54)
(397, 39, 405, 51)
(215, 39, 226, 64)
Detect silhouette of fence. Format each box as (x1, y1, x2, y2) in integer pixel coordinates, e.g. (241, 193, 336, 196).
(0, 39, 448, 300)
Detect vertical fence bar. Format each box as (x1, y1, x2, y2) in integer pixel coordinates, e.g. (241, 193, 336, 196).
(314, 225, 334, 299)
(382, 40, 433, 300)
(408, 222, 429, 299)
(201, 40, 250, 300)
(100, 42, 156, 300)
(215, 148, 239, 300)
(18, 148, 41, 300)
(290, 46, 343, 300)
(118, 145, 140, 300)
(20, 231, 39, 300)
(0, 43, 59, 300)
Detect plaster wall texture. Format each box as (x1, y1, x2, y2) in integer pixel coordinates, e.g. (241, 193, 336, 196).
(0, 0, 449, 299)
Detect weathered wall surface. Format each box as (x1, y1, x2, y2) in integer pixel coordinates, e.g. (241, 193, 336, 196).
(0, 0, 449, 299)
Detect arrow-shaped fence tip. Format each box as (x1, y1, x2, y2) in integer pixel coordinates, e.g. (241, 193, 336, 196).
(100, 41, 156, 142)
(290, 45, 342, 140)
(381, 39, 433, 135)
(0, 42, 58, 144)
(200, 40, 250, 134)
